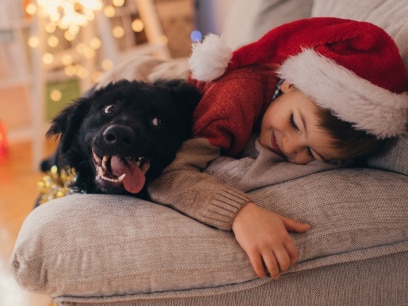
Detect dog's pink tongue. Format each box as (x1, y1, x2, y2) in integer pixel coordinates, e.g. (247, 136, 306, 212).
(110, 156, 145, 194)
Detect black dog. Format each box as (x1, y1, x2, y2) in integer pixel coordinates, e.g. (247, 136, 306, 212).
(41, 79, 201, 198)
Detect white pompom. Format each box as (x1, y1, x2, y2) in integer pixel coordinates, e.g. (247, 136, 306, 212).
(188, 34, 232, 81)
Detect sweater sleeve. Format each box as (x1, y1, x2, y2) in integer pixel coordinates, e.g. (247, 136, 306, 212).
(192, 69, 270, 156)
(148, 138, 252, 231)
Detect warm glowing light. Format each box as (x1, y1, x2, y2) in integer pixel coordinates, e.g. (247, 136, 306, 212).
(104, 5, 116, 18)
(112, 0, 125, 7)
(64, 65, 76, 76)
(47, 35, 59, 48)
(76, 66, 89, 79)
(90, 37, 101, 49)
(64, 31, 76, 41)
(28, 36, 40, 48)
(37, 0, 103, 39)
(131, 19, 144, 32)
(50, 89, 62, 102)
(112, 26, 125, 38)
(76, 43, 86, 54)
(42, 53, 54, 64)
(102, 59, 113, 71)
(45, 23, 57, 33)
(25, 3, 37, 15)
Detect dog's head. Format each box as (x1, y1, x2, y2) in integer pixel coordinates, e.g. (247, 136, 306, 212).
(46, 79, 201, 195)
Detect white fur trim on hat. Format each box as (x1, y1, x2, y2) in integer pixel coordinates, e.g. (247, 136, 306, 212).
(189, 34, 232, 81)
(278, 49, 408, 138)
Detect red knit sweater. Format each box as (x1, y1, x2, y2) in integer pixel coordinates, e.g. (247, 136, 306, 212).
(189, 65, 279, 156)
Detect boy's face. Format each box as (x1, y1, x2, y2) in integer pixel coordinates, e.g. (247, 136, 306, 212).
(259, 82, 340, 164)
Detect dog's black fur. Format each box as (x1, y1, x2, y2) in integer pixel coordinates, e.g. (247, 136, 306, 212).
(41, 79, 201, 198)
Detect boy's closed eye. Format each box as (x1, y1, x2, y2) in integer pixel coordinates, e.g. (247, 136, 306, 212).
(290, 114, 298, 130)
(289, 114, 315, 160)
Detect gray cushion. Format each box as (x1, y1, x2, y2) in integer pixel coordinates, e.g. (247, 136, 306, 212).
(11, 168, 408, 299)
(361, 133, 408, 176)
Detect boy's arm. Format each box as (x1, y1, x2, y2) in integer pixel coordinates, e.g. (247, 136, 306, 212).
(148, 138, 252, 231)
(148, 137, 310, 279)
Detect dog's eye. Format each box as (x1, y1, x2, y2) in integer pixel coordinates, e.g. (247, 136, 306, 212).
(152, 117, 166, 127)
(103, 104, 116, 114)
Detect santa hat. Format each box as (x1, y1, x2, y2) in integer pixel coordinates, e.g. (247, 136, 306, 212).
(189, 17, 408, 139)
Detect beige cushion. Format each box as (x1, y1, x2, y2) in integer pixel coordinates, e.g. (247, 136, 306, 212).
(10, 168, 408, 299)
(362, 133, 408, 175)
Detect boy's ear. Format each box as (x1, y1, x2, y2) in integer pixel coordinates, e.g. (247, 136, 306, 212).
(280, 81, 294, 93)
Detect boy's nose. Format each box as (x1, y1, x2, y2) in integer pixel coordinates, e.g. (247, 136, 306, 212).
(281, 135, 298, 155)
(282, 133, 303, 156)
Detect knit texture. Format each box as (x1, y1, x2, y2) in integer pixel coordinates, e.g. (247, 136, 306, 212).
(190, 65, 278, 156)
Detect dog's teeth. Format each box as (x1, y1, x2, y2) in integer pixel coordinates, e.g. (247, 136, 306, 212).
(118, 173, 126, 182)
(97, 167, 105, 177)
(102, 156, 109, 170)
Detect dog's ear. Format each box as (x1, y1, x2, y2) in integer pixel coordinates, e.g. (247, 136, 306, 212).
(154, 79, 201, 116)
(46, 85, 97, 139)
(46, 95, 91, 153)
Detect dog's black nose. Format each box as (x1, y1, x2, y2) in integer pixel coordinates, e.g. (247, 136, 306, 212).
(103, 124, 135, 146)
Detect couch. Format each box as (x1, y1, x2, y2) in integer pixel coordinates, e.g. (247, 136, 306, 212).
(10, 0, 408, 305)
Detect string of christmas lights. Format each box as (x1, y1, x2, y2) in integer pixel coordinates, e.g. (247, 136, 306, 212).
(24, 0, 146, 88)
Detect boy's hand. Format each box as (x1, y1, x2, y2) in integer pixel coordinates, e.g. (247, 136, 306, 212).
(232, 202, 310, 279)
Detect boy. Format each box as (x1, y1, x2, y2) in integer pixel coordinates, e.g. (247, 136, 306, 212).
(148, 17, 408, 279)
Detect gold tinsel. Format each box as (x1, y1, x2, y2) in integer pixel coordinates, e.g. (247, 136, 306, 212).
(37, 165, 77, 205)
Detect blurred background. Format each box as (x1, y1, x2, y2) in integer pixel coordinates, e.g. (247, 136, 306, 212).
(0, 0, 234, 158)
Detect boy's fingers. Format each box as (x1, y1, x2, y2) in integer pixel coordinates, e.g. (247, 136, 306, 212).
(284, 239, 299, 266)
(248, 252, 266, 278)
(281, 216, 311, 232)
(263, 252, 280, 280)
(273, 247, 291, 273)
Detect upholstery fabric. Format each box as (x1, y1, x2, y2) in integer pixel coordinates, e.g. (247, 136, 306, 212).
(54, 252, 408, 305)
(361, 133, 408, 175)
(11, 169, 408, 298)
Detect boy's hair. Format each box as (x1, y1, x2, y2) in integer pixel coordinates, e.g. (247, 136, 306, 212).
(315, 107, 386, 161)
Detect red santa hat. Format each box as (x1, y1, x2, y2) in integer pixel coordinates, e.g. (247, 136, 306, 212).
(189, 17, 408, 139)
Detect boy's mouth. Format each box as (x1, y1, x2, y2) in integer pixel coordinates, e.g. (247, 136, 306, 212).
(271, 132, 285, 158)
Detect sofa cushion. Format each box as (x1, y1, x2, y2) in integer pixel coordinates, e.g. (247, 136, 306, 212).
(361, 133, 408, 176)
(10, 169, 408, 299)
